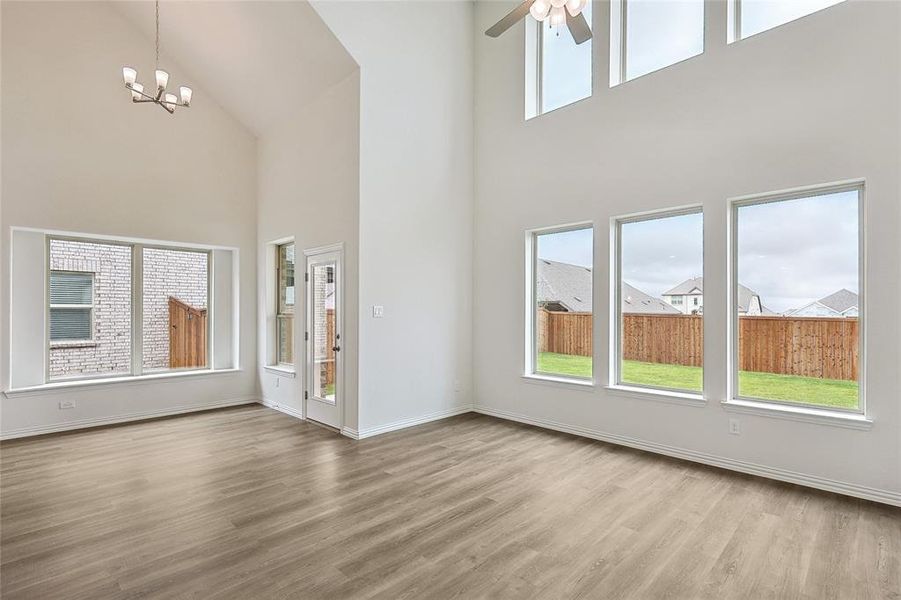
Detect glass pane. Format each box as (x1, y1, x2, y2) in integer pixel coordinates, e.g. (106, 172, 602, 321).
(540, 2, 592, 113)
(736, 190, 859, 410)
(619, 212, 703, 392)
(48, 239, 131, 380)
(277, 316, 294, 366)
(143, 248, 209, 372)
(741, 0, 844, 39)
(50, 307, 92, 341)
(626, 0, 704, 81)
(311, 261, 337, 402)
(277, 243, 295, 365)
(50, 271, 93, 305)
(534, 227, 593, 378)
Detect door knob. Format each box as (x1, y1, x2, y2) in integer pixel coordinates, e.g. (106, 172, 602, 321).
(332, 346, 341, 352)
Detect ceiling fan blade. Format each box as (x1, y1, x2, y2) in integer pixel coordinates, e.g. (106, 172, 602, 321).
(485, 0, 535, 38)
(566, 10, 592, 45)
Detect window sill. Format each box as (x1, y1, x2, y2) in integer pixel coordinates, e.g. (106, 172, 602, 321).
(3, 368, 241, 398)
(721, 399, 873, 430)
(605, 385, 706, 407)
(264, 365, 296, 378)
(50, 341, 98, 349)
(521, 373, 594, 391)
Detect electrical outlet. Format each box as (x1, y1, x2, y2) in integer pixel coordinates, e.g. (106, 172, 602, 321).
(729, 418, 741, 435)
(372, 305, 384, 318)
(59, 400, 75, 410)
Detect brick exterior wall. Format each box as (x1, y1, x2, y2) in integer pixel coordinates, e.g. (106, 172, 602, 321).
(48, 240, 208, 379)
(142, 248, 208, 370)
(49, 240, 132, 379)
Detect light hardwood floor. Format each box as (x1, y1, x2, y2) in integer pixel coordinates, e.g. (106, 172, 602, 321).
(1, 405, 898, 599)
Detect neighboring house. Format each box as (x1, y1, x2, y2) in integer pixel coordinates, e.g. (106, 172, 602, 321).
(662, 277, 770, 315)
(536, 259, 677, 314)
(787, 289, 859, 317)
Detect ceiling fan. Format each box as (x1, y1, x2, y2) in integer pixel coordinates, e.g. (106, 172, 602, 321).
(485, 0, 591, 45)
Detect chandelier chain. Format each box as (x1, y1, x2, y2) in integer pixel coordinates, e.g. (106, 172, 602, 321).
(155, 0, 160, 69)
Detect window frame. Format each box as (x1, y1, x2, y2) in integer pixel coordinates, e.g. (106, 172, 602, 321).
(611, 205, 704, 396)
(609, 0, 705, 87)
(727, 179, 866, 416)
(48, 270, 96, 344)
(525, 5, 593, 119)
(43, 234, 215, 384)
(276, 241, 296, 368)
(524, 222, 595, 385)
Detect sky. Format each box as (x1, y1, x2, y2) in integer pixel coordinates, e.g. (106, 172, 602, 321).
(537, 190, 859, 314)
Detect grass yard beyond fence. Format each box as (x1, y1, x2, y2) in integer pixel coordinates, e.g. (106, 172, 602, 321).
(537, 353, 858, 409)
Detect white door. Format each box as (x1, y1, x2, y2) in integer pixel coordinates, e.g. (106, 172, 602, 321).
(304, 246, 343, 430)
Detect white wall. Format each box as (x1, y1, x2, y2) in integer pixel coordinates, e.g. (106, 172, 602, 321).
(1, 1, 258, 436)
(473, 0, 901, 501)
(257, 72, 361, 430)
(313, 1, 475, 434)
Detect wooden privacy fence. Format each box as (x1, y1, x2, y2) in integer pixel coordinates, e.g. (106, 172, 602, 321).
(169, 297, 208, 369)
(539, 310, 859, 381)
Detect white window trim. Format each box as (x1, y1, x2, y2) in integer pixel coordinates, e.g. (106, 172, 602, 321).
(48, 270, 95, 344)
(609, 0, 705, 87)
(40, 232, 217, 385)
(524, 221, 595, 386)
(726, 179, 867, 417)
(610, 205, 704, 400)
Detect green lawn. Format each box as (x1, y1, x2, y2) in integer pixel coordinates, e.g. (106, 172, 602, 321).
(537, 352, 858, 409)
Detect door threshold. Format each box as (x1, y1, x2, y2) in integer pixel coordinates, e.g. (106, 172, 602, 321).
(307, 418, 341, 434)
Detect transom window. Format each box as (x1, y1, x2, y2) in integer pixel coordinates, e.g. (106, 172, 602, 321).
(731, 0, 845, 41)
(610, 0, 705, 86)
(526, 2, 593, 118)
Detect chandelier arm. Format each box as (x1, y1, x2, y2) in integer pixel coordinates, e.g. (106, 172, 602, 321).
(126, 85, 157, 101)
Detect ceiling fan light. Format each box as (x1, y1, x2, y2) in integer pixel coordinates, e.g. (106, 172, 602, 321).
(179, 86, 193, 106)
(155, 69, 169, 91)
(550, 0, 567, 8)
(123, 67, 137, 86)
(131, 82, 144, 100)
(549, 5, 566, 27)
(565, 0, 584, 17)
(530, 0, 551, 21)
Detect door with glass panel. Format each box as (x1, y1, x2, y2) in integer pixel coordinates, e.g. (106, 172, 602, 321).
(304, 246, 342, 429)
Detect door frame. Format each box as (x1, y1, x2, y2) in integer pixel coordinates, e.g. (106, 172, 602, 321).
(303, 242, 344, 430)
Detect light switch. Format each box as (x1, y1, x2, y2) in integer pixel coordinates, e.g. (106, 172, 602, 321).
(372, 305, 384, 318)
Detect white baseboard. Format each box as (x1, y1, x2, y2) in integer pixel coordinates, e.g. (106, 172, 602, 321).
(352, 405, 474, 440)
(0, 397, 259, 440)
(259, 398, 304, 420)
(474, 406, 901, 508)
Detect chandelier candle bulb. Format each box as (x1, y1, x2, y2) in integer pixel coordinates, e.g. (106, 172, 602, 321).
(155, 69, 169, 91)
(122, 67, 137, 86)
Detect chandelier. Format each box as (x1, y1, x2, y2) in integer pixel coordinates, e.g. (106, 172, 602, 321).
(122, 1, 192, 114)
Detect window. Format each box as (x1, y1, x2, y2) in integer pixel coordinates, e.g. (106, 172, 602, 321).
(49, 272, 94, 341)
(277, 242, 295, 366)
(142, 247, 210, 372)
(611, 0, 704, 85)
(615, 209, 703, 393)
(732, 0, 844, 41)
(527, 2, 592, 117)
(527, 225, 593, 380)
(48, 239, 132, 380)
(732, 183, 862, 412)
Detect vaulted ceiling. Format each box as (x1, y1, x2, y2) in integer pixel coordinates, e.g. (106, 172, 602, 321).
(112, 1, 358, 136)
